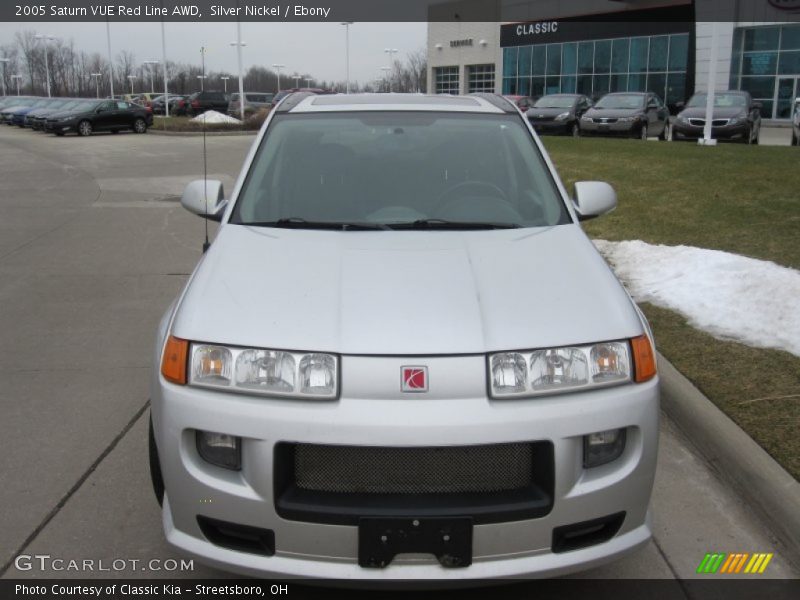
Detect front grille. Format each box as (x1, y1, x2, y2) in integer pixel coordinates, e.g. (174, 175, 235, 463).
(529, 115, 556, 122)
(275, 441, 554, 525)
(689, 118, 730, 127)
(294, 442, 534, 494)
(593, 117, 618, 124)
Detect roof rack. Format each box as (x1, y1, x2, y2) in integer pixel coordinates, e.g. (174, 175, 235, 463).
(274, 91, 316, 113)
(467, 93, 517, 113)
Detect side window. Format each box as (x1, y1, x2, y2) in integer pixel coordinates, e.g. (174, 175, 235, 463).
(117, 102, 128, 110)
(99, 101, 114, 111)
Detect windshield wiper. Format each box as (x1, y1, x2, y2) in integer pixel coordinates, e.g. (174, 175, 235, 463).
(391, 219, 521, 230)
(241, 217, 392, 231)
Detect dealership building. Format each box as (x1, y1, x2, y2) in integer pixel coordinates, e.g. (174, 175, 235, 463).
(427, 0, 800, 119)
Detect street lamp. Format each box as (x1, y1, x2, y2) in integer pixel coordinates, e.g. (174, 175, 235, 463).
(0, 58, 9, 97)
(341, 22, 353, 94)
(293, 73, 301, 88)
(221, 76, 230, 93)
(272, 64, 285, 94)
(91, 72, 102, 98)
(127, 75, 136, 95)
(143, 60, 159, 94)
(11, 74, 23, 95)
(105, 21, 115, 98)
(34, 34, 57, 97)
(197, 75, 207, 91)
(229, 37, 247, 121)
(305, 77, 312, 88)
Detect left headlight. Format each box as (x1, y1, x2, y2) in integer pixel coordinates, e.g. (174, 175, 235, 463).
(186, 342, 338, 399)
(555, 111, 570, 121)
(489, 340, 636, 399)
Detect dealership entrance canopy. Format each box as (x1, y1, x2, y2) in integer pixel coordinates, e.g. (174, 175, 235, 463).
(427, 0, 800, 118)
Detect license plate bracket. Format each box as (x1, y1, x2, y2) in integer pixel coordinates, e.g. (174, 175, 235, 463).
(358, 516, 473, 569)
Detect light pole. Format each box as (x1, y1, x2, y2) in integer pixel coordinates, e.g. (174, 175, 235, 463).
(305, 77, 312, 88)
(384, 48, 398, 93)
(197, 75, 206, 91)
(221, 76, 230, 93)
(341, 22, 353, 94)
(159, 0, 169, 116)
(127, 75, 136, 95)
(230, 35, 247, 121)
(11, 74, 23, 95)
(0, 58, 9, 97)
(272, 64, 285, 94)
(105, 20, 115, 98)
(35, 34, 56, 97)
(143, 60, 159, 94)
(381, 66, 391, 93)
(293, 73, 301, 88)
(91, 72, 102, 98)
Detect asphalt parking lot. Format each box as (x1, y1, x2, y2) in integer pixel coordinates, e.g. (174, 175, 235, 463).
(0, 126, 797, 588)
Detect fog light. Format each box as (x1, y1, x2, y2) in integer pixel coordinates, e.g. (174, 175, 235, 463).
(583, 428, 626, 468)
(196, 431, 241, 471)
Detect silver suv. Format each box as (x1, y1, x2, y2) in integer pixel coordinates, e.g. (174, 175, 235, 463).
(227, 92, 274, 118)
(150, 93, 659, 581)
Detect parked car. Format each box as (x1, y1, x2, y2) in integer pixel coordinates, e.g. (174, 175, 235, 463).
(227, 92, 274, 118)
(45, 99, 152, 136)
(526, 94, 593, 137)
(9, 97, 57, 126)
(1, 96, 39, 124)
(186, 91, 229, 116)
(792, 97, 800, 147)
(151, 94, 187, 115)
(580, 92, 670, 140)
(673, 91, 762, 144)
(504, 94, 539, 111)
(150, 92, 659, 580)
(28, 99, 82, 130)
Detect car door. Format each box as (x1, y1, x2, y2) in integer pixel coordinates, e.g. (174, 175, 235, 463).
(115, 101, 136, 129)
(92, 101, 117, 131)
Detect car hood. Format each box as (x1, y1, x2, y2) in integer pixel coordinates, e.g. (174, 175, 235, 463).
(1, 105, 30, 114)
(679, 107, 746, 119)
(584, 107, 642, 118)
(172, 224, 643, 355)
(46, 109, 84, 119)
(527, 107, 573, 118)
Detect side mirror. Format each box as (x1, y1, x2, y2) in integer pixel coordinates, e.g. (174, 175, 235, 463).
(181, 179, 227, 222)
(573, 181, 617, 221)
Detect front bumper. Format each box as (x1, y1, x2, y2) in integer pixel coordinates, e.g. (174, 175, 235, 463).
(579, 120, 639, 136)
(529, 119, 574, 135)
(152, 354, 659, 581)
(672, 121, 748, 141)
(47, 121, 75, 133)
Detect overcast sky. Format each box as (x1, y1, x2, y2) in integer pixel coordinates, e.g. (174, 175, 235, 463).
(0, 22, 427, 84)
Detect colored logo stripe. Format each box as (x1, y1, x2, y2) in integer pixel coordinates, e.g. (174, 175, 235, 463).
(697, 552, 773, 574)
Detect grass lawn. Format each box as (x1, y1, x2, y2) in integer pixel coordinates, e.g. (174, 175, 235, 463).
(542, 136, 800, 479)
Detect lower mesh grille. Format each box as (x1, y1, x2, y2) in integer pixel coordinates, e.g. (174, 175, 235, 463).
(293, 442, 534, 494)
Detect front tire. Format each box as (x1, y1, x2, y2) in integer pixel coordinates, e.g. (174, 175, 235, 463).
(149, 414, 165, 507)
(570, 123, 580, 138)
(133, 118, 147, 134)
(793, 132, 799, 146)
(77, 120, 92, 137)
(659, 122, 671, 141)
(640, 124, 648, 140)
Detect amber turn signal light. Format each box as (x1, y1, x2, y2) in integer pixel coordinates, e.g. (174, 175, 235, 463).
(631, 335, 657, 383)
(161, 335, 189, 385)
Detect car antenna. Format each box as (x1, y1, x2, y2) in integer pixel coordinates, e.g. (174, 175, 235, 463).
(200, 45, 210, 253)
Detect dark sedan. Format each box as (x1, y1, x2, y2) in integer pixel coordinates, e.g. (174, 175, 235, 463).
(792, 97, 799, 146)
(46, 99, 153, 136)
(579, 92, 670, 140)
(28, 99, 87, 131)
(526, 94, 592, 137)
(673, 91, 762, 144)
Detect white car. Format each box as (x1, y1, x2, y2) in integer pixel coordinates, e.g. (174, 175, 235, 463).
(150, 93, 659, 581)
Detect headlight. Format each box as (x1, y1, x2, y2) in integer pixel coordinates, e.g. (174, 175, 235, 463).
(188, 343, 338, 399)
(677, 115, 689, 123)
(489, 341, 632, 398)
(555, 112, 570, 121)
(58, 116, 74, 122)
(727, 117, 740, 126)
(581, 115, 592, 121)
(618, 116, 636, 122)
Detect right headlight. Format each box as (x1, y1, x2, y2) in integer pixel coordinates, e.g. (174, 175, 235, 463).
(489, 338, 653, 399)
(187, 342, 339, 399)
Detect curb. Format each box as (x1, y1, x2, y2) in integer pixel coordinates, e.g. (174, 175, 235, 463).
(658, 352, 800, 564)
(148, 129, 257, 137)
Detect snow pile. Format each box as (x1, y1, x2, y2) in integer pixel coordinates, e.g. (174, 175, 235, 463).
(593, 240, 800, 357)
(191, 110, 240, 125)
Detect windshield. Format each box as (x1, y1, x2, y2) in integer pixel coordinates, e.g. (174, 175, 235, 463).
(231, 112, 569, 229)
(533, 96, 577, 109)
(687, 93, 747, 108)
(594, 94, 644, 109)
